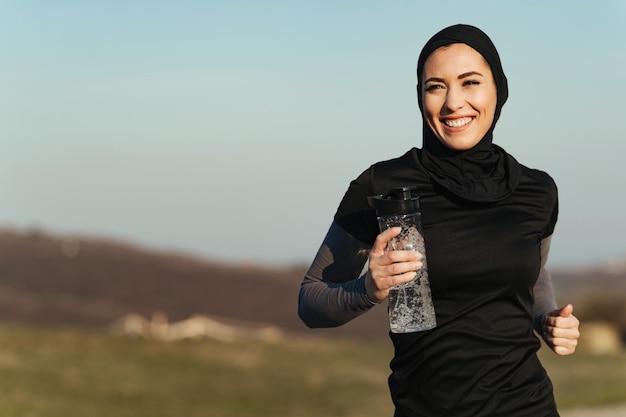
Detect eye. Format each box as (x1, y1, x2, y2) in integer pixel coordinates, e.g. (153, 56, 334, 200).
(425, 83, 445, 92)
(463, 79, 480, 87)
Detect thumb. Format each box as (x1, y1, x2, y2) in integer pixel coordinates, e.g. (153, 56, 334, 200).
(557, 304, 574, 318)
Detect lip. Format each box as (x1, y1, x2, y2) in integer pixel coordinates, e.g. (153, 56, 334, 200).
(440, 116, 474, 131)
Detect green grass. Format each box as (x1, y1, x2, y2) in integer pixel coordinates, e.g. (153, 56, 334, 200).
(0, 324, 624, 417)
(542, 349, 626, 409)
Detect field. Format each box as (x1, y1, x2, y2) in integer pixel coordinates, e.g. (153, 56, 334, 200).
(0, 324, 625, 417)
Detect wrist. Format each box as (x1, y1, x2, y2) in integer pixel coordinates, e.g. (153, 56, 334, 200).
(534, 314, 547, 338)
(363, 274, 383, 305)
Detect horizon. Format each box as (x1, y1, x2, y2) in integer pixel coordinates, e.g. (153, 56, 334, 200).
(3, 223, 626, 273)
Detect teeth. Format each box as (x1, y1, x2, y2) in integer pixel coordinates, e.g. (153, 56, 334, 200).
(444, 117, 472, 127)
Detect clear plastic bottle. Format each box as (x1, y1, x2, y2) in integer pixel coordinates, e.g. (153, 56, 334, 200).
(368, 186, 436, 333)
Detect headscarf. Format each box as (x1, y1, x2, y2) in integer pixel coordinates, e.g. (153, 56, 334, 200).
(416, 24, 521, 203)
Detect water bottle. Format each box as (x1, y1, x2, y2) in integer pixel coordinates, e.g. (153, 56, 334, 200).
(368, 186, 436, 333)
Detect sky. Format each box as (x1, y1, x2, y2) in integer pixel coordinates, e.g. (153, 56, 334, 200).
(2, 1, 626, 269)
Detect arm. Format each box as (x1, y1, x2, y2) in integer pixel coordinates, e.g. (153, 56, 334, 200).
(533, 235, 558, 321)
(298, 221, 424, 328)
(533, 235, 580, 355)
(298, 221, 377, 328)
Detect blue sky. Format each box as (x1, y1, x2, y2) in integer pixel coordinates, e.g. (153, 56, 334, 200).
(2, 1, 625, 268)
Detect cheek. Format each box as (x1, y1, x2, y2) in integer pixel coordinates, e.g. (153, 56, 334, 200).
(422, 96, 441, 124)
(481, 89, 498, 122)
(483, 98, 497, 126)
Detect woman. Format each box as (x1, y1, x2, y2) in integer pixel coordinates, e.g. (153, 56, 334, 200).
(298, 24, 580, 417)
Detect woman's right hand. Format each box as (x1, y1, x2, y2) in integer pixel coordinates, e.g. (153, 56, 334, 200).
(365, 227, 423, 303)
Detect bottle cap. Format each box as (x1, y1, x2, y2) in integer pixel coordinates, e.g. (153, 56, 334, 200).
(367, 186, 421, 216)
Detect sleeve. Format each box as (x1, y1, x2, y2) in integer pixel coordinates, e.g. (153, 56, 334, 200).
(543, 173, 559, 239)
(298, 221, 378, 328)
(533, 235, 558, 334)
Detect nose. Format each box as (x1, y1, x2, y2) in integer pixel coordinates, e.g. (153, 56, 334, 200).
(444, 87, 465, 111)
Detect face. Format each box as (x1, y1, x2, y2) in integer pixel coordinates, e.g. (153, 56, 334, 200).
(421, 43, 497, 151)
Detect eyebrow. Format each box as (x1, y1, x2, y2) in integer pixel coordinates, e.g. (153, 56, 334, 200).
(424, 71, 484, 84)
(459, 71, 484, 79)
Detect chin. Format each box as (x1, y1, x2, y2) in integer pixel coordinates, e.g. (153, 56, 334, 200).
(431, 127, 483, 151)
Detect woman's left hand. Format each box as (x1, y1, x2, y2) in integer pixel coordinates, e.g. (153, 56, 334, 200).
(543, 304, 580, 355)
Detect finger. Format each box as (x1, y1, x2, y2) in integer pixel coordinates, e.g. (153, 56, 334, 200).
(368, 256, 420, 283)
(372, 227, 402, 254)
(385, 259, 423, 277)
(552, 335, 578, 348)
(547, 314, 580, 330)
(543, 332, 578, 354)
(546, 304, 572, 318)
(547, 325, 580, 340)
(558, 304, 574, 318)
(386, 271, 418, 288)
(368, 253, 419, 277)
(387, 248, 423, 263)
(553, 344, 577, 356)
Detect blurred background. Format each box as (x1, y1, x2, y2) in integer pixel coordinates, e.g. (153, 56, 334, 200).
(1, 1, 625, 416)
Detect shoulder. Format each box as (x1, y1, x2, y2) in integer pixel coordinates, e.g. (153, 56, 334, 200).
(334, 148, 423, 245)
(516, 164, 559, 236)
(368, 148, 430, 194)
(518, 164, 558, 196)
(344, 148, 421, 195)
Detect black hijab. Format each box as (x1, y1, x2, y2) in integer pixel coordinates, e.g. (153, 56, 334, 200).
(416, 24, 521, 203)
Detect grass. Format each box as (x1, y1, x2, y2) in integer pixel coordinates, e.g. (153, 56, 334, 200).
(0, 324, 624, 417)
(542, 349, 626, 409)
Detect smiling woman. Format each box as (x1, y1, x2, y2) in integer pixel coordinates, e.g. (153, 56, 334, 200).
(298, 24, 581, 417)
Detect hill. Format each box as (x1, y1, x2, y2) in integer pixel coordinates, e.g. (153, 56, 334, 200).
(1, 227, 624, 340)
(0, 228, 389, 341)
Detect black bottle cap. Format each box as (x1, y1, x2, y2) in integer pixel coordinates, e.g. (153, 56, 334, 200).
(367, 186, 421, 216)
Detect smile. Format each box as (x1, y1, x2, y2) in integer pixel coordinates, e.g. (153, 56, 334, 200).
(443, 117, 473, 128)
